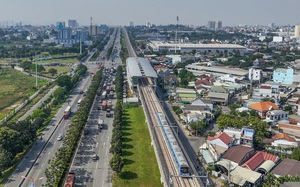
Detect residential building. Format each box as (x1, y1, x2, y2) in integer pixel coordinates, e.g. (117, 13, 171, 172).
(206, 86, 230, 106)
(271, 158, 300, 177)
(240, 128, 255, 147)
(249, 68, 263, 82)
(273, 68, 294, 84)
(58, 27, 71, 39)
(207, 132, 233, 160)
(242, 151, 279, 174)
(191, 99, 213, 111)
(248, 101, 278, 119)
(278, 123, 300, 137)
(230, 166, 262, 187)
(265, 110, 289, 123)
(271, 133, 298, 148)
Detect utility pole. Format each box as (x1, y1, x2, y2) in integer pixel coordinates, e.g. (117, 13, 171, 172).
(175, 16, 179, 54)
(80, 35, 82, 54)
(35, 51, 38, 86)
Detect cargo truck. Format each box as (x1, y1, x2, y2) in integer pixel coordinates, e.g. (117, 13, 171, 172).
(63, 106, 71, 119)
(102, 100, 107, 111)
(107, 100, 112, 110)
(101, 91, 107, 99)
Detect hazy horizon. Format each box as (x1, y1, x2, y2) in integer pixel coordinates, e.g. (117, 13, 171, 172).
(0, 0, 300, 27)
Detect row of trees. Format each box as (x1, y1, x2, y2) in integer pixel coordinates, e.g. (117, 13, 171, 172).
(45, 65, 100, 187)
(109, 66, 124, 174)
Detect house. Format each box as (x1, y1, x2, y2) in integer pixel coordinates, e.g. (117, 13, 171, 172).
(265, 110, 289, 123)
(163, 75, 178, 92)
(249, 67, 263, 82)
(271, 158, 300, 177)
(218, 74, 237, 83)
(207, 132, 233, 160)
(185, 112, 206, 123)
(191, 99, 213, 111)
(216, 145, 255, 175)
(248, 101, 278, 119)
(154, 65, 170, 78)
(230, 166, 262, 187)
(252, 84, 280, 102)
(240, 128, 255, 147)
(242, 151, 279, 174)
(271, 133, 298, 148)
(278, 124, 300, 137)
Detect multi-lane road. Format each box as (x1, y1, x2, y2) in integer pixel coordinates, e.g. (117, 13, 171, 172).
(5, 29, 117, 187)
(69, 27, 122, 187)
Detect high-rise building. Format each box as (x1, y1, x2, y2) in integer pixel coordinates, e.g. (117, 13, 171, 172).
(58, 27, 72, 39)
(76, 30, 88, 41)
(68, 20, 78, 28)
(295, 24, 300, 37)
(215, 20, 222, 29)
(207, 21, 215, 29)
(89, 25, 99, 36)
(129, 21, 134, 27)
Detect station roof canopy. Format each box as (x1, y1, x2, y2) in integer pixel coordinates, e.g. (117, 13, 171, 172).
(126, 57, 157, 78)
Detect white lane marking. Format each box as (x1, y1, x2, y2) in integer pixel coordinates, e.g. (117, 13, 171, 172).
(41, 164, 44, 167)
(48, 152, 51, 155)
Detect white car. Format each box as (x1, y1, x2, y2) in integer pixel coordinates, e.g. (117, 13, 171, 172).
(57, 135, 63, 141)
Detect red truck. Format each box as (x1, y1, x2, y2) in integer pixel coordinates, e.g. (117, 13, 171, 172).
(63, 106, 71, 119)
(106, 86, 110, 92)
(102, 100, 107, 111)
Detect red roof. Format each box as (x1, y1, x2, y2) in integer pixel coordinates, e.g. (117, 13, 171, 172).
(260, 85, 271, 89)
(272, 133, 296, 142)
(242, 151, 278, 170)
(207, 132, 232, 145)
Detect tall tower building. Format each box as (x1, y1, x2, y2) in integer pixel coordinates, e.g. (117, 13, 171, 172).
(58, 27, 72, 39)
(215, 20, 222, 29)
(295, 24, 300, 37)
(207, 21, 215, 29)
(68, 20, 78, 28)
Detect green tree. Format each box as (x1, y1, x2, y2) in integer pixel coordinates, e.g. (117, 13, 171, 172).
(19, 61, 32, 70)
(0, 146, 13, 173)
(110, 153, 124, 174)
(291, 147, 300, 161)
(57, 75, 73, 91)
(48, 68, 57, 76)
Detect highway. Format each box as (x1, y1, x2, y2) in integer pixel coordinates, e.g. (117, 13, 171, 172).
(4, 31, 114, 187)
(69, 27, 122, 187)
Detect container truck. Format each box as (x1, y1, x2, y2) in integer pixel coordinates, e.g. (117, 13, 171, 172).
(63, 106, 71, 119)
(102, 100, 107, 111)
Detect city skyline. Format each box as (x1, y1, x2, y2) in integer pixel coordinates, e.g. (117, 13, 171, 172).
(0, 0, 300, 26)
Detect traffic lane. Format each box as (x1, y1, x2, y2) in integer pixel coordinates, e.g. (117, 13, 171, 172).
(23, 118, 72, 187)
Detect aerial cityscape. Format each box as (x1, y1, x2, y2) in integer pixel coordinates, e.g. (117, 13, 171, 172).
(0, 1, 300, 187)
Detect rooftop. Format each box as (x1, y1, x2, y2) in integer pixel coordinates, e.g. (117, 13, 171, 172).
(272, 158, 300, 177)
(272, 133, 296, 142)
(207, 132, 232, 145)
(248, 101, 278, 112)
(242, 151, 279, 170)
(186, 64, 248, 77)
(222, 145, 254, 164)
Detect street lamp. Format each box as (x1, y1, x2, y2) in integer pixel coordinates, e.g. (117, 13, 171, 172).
(21, 176, 44, 187)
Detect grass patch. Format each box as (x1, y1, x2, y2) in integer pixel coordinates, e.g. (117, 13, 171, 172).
(113, 106, 162, 187)
(42, 66, 72, 78)
(0, 68, 48, 119)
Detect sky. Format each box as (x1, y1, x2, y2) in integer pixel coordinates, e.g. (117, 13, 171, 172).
(0, 0, 300, 27)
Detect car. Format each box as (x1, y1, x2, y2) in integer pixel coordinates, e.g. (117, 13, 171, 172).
(57, 135, 63, 141)
(92, 154, 98, 160)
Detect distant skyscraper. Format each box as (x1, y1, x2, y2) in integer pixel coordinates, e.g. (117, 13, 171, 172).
(215, 20, 222, 29)
(76, 30, 87, 41)
(295, 24, 300, 37)
(89, 25, 99, 36)
(268, 23, 275, 28)
(58, 27, 72, 39)
(207, 20, 222, 30)
(207, 21, 215, 29)
(129, 21, 134, 27)
(68, 20, 78, 28)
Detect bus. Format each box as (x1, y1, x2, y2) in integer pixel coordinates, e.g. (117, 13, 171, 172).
(64, 172, 75, 187)
(77, 98, 82, 105)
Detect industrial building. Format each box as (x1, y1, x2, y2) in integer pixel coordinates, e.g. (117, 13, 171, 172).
(185, 63, 249, 80)
(148, 41, 246, 53)
(126, 57, 157, 92)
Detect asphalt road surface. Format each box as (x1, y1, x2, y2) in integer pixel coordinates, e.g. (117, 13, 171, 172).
(69, 27, 122, 187)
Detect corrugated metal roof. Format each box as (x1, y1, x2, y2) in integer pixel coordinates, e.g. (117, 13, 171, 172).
(126, 57, 157, 78)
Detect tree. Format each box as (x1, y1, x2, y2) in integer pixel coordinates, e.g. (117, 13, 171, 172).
(19, 61, 32, 71)
(48, 68, 57, 76)
(110, 153, 124, 174)
(190, 121, 206, 135)
(57, 75, 73, 91)
(291, 147, 300, 161)
(284, 105, 293, 114)
(0, 146, 13, 173)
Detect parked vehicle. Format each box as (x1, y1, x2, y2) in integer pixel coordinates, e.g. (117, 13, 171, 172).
(102, 100, 107, 111)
